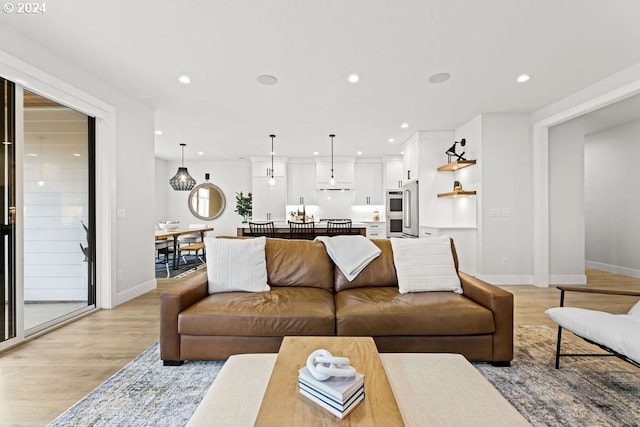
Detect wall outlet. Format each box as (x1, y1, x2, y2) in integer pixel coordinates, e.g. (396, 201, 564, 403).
(501, 257, 509, 266)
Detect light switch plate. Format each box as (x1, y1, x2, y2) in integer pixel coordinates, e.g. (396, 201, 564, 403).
(117, 208, 126, 219)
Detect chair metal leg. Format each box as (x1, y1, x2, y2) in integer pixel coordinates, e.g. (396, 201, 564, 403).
(555, 326, 563, 369)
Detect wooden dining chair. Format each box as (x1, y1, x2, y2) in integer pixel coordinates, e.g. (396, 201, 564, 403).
(249, 221, 276, 237)
(289, 221, 315, 240)
(327, 219, 352, 236)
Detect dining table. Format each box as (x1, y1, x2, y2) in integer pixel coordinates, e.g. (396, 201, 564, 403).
(155, 226, 214, 270)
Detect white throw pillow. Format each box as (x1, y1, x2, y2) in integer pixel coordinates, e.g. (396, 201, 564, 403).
(390, 236, 462, 294)
(204, 237, 270, 294)
(628, 300, 640, 318)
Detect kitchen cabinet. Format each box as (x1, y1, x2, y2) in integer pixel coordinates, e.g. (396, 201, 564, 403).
(287, 162, 317, 205)
(252, 177, 287, 221)
(354, 162, 383, 205)
(385, 159, 403, 189)
(251, 158, 286, 178)
(362, 222, 387, 239)
(402, 140, 419, 181)
(316, 159, 355, 188)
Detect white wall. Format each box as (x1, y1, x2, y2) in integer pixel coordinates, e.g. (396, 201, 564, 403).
(1, 26, 156, 306)
(585, 120, 640, 277)
(478, 114, 533, 282)
(163, 159, 252, 236)
(155, 158, 169, 222)
(548, 118, 586, 284)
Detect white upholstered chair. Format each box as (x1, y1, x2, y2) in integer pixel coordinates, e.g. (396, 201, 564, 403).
(545, 286, 640, 369)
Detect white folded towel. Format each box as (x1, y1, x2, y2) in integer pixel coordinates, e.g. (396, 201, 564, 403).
(315, 235, 381, 281)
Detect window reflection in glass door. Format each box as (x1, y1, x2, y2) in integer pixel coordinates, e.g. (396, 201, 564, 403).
(23, 90, 95, 332)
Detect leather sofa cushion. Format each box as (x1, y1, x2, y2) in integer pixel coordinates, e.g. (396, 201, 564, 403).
(266, 238, 334, 290)
(335, 287, 494, 336)
(334, 239, 460, 291)
(334, 239, 398, 291)
(179, 287, 335, 337)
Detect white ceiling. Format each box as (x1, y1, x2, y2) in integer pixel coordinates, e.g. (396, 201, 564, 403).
(2, 0, 640, 160)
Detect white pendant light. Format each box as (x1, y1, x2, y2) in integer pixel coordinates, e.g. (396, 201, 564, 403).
(268, 134, 276, 187)
(169, 143, 196, 191)
(329, 134, 336, 187)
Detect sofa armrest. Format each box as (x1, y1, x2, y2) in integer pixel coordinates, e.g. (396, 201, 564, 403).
(160, 271, 208, 362)
(459, 271, 513, 362)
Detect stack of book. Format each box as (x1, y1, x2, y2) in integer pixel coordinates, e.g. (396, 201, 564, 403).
(297, 366, 365, 419)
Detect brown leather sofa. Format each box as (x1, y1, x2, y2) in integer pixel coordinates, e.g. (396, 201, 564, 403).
(160, 238, 513, 366)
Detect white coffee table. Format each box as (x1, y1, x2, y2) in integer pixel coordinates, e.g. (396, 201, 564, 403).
(188, 352, 530, 426)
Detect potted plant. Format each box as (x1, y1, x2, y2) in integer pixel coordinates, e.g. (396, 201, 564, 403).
(80, 220, 90, 262)
(234, 191, 252, 223)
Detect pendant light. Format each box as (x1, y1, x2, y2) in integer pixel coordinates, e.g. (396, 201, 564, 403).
(268, 134, 276, 187)
(169, 143, 196, 191)
(329, 134, 336, 187)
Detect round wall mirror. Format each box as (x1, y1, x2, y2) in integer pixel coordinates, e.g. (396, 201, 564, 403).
(188, 182, 226, 220)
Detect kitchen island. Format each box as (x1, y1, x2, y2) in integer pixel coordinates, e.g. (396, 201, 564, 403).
(236, 221, 367, 238)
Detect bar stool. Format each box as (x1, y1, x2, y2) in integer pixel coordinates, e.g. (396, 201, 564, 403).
(327, 220, 352, 236)
(249, 221, 276, 237)
(289, 221, 315, 240)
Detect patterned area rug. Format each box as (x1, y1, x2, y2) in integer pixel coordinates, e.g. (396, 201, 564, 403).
(49, 326, 639, 427)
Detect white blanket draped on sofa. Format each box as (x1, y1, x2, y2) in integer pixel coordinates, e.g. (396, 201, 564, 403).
(315, 235, 381, 281)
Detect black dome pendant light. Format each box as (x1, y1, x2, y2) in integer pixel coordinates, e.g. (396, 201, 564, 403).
(169, 143, 196, 191)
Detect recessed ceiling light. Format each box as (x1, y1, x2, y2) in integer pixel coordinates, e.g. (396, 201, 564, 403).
(73, 153, 81, 157)
(178, 75, 191, 84)
(400, 151, 404, 155)
(428, 72, 451, 84)
(198, 151, 204, 156)
(348, 74, 359, 83)
(517, 74, 531, 83)
(356, 151, 362, 155)
(388, 138, 395, 143)
(257, 75, 278, 86)
(401, 122, 408, 129)
(313, 151, 319, 156)
(155, 130, 163, 135)
(27, 153, 37, 157)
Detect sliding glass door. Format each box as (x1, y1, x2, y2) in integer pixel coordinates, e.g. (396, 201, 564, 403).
(23, 89, 96, 332)
(1, 78, 96, 345)
(1, 78, 16, 344)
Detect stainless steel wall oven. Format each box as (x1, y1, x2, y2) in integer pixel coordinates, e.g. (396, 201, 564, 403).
(386, 190, 403, 237)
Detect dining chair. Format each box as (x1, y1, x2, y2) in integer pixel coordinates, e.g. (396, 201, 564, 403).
(178, 224, 206, 263)
(327, 219, 352, 236)
(155, 239, 171, 277)
(249, 221, 276, 237)
(289, 221, 315, 240)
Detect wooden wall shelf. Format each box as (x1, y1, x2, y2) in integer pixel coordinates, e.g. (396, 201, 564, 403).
(437, 159, 476, 171)
(437, 190, 477, 198)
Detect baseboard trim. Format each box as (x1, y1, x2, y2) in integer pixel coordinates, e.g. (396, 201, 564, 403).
(115, 279, 157, 306)
(586, 261, 640, 279)
(474, 275, 534, 286)
(549, 274, 587, 285)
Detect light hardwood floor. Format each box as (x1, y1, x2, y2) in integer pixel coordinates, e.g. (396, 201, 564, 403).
(1, 269, 639, 426)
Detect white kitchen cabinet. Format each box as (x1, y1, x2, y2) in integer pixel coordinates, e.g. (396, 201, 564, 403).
(252, 177, 287, 221)
(287, 162, 317, 205)
(362, 222, 387, 239)
(251, 158, 286, 178)
(316, 159, 355, 188)
(354, 162, 383, 205)
(402, 140, 419, 182)
(385, 159, 403, 189)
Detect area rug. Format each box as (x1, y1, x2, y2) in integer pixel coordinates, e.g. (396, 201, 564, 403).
(49, 326, 640, 427)
(475, 325, 640, 426)
(155, 254, 206, 279)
